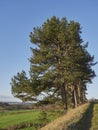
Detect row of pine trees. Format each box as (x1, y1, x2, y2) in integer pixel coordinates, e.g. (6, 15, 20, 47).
(11, 16, 96, 110)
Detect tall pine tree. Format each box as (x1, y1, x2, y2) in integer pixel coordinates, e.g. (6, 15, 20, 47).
(11, 16, 96, 110)
(29, 16, 96, 109)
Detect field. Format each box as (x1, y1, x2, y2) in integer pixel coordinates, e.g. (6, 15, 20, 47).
(0, 102, 98, 130)
(0, 108, 63, 130)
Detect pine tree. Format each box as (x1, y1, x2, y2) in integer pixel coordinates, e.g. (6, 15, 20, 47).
(29, 16, 96, 110)
(11, 16, 96, 110)
(11, 70, 37, 102)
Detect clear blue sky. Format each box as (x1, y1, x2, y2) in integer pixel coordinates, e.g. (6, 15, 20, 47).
(0, 0, 98, 101)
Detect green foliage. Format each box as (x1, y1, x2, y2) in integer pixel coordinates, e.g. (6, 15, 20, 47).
(29, 16, 96, 108)
(11, 16, 96, 109)
(38, 111, 49, 127)
(11, 70, 37, 102)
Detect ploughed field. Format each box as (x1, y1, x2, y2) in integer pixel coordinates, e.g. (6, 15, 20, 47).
(0, 108, 63, 130)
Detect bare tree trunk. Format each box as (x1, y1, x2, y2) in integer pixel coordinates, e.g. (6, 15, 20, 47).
(61, 84, 68, 111)
(80, 84, 87, 103)
(77, 82, 81, 105)
(72, 86, 78, 108)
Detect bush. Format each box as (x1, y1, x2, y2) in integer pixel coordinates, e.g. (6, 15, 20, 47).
(39, 111, 49, 127)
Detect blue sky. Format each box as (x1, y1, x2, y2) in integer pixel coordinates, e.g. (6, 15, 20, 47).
(0, 0, 98, 101)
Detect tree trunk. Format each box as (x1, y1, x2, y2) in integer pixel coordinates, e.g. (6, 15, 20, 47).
(61, 84, 68, 111)
(77, 82, 81, 105)
(72, 86, 78, 108)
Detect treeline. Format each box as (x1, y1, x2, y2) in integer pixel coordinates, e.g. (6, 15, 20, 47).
(0, 102, 34, 110)
(10, 16, 96, 111)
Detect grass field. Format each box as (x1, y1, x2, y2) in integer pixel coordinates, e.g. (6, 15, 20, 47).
(0, 102, 98, 130)
(0, 109, 63, 130)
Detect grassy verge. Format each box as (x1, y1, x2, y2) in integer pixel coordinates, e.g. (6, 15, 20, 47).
(68, 101, 98, 130)
(68, 102, 94, 130)
(90, 102, 98, 130)
(40, 102, 98, 130)
(40, 103, 89, 130)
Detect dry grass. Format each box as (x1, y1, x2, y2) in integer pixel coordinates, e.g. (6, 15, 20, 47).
(39, 103, 89, 130)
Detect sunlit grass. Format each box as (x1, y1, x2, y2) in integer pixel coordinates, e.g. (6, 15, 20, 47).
(90, 103, 98, 130)
(0, 110, 40, 128)
(40, 103, 89, 130)
(0, 109, 63, 130)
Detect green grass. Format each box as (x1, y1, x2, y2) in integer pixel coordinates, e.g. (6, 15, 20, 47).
(0, 110, 39, 128)
(90, 103, 98, 130)
(0, 109, 63, 130)
(66, 102, 98, 130)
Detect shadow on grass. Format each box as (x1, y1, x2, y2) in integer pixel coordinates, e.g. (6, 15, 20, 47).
(68, 102, 95, 130)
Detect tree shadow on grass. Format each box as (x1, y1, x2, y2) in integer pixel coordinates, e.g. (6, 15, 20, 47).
(68, 102, 95, 130)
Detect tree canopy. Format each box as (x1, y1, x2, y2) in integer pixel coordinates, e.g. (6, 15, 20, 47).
(11, 16, 96, 110)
